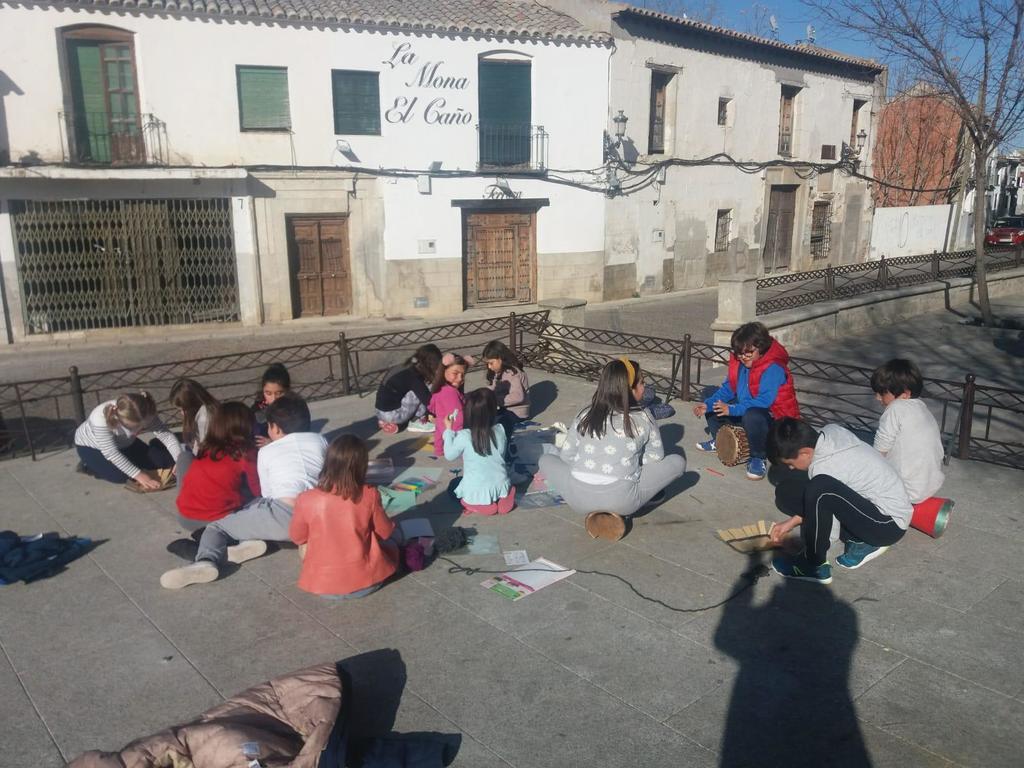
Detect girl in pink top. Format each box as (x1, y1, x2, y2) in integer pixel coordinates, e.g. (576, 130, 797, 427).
(429, 353, 473, 458)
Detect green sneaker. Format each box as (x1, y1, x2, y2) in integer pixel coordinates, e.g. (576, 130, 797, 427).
(771, 553, 832, 584)
(836, 540, 888, 570)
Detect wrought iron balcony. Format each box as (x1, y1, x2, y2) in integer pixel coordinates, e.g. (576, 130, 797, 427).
(59, 111, 168, 166)
(477, 123, 548, 172)
(778, 130, 793, 157)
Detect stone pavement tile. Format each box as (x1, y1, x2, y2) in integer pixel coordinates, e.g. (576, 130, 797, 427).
(13, 624, 221, 761)
(856, 659, 1024, 767)
(387, 605, 715, 768)
(193, 614, 356, 696)
(851, 549, 1008, 614)
(0, 651, 66, 768)
(850, 592, 1024, 696)
(566, 543, 753, 634)
(859, 724, 957, 768)
(677, 588, 908, 699)
(0, 563, 156, 668)
(515, 597, 728, 721)
(933, 524, 1023, 576)
(383, 691, 513, 768)
(964, 578, 1024, 635)
(290, 574, 463, 651)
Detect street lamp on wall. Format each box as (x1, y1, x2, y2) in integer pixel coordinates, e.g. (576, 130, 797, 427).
(856, 128, 868, 155)
(612, 110, 629, 141)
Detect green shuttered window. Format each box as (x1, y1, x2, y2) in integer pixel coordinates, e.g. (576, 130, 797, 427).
(236, 65, 291, 131)
(478, 60, 531, 166)
(332, 70, 381, 135)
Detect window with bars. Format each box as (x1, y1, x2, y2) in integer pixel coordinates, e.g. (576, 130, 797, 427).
(332, 70, 381, 135)
(778, 85, 799, 155)
(718, 97, 731, 126)
(810, 201, 832, 260)
(715, 209, 732, 252)
(821, 144, 836, 160)
(236, 65, 291, 131)
(648, 70, 673, 154)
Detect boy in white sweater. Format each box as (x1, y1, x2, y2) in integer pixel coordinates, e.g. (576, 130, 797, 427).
(768, 418, 912, 584)
(870, 359, 945, 504)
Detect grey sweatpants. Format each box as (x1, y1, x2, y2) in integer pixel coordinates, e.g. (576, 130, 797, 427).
(196, 497, 293, 566)
(376, 390, 426, 425)
(539, 453, 686, 517)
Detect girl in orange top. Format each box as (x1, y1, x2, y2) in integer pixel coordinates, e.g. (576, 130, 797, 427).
(289, 434, 399, 598)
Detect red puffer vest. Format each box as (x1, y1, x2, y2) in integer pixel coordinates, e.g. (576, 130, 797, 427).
(727, 339, 801, 419)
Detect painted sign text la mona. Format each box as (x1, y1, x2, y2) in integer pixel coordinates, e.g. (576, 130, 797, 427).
(382, 42, 473, 126)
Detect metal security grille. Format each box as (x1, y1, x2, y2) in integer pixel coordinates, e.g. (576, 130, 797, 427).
(810, 201, 832, 260)
(11, 198, 240, 334)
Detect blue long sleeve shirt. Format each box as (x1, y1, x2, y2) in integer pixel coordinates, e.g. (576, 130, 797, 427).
(704, 363, 786, 416)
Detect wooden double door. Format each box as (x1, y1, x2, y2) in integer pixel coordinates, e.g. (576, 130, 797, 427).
(288, 216, 352, 317)
(464, 210, 536, 307)
(763, 185, 798, 273)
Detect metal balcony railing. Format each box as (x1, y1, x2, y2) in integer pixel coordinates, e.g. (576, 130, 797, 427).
(59, 111, 168, 166)
(477, 123, 548, 172)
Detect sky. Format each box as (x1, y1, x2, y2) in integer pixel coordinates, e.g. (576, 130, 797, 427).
(626, 0, 884, 65)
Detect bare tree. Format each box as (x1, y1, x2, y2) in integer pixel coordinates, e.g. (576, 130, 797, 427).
(805, 0, 1024, 325)
(737, 3, 779, 38)
(872, 84, 965, 207)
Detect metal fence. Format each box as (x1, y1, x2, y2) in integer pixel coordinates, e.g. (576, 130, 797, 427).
(1, 310, 1021, 471)
(756, 246, 1023, 314)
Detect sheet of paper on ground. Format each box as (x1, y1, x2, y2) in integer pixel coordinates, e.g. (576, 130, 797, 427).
(481, 557, 575, 601)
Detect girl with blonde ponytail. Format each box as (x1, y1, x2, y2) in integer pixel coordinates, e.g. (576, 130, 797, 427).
(75, 390, 180, 489)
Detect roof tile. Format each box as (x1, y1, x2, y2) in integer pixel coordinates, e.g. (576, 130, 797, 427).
(35, 0, 610, 42)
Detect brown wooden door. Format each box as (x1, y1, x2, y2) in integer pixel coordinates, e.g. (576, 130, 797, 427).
(763, 186, 798, 273)
(464, 211, 536, 307)
(288, 216, 352, 317)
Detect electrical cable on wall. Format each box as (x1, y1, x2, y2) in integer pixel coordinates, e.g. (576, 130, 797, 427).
(246, 149, 960, 198)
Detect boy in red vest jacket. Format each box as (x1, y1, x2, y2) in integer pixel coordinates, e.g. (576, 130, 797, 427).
(692, 322, 800, 479)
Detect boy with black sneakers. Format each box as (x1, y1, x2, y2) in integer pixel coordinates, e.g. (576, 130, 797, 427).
(767, 418, 912, 584)
(160, 394, 327, 589)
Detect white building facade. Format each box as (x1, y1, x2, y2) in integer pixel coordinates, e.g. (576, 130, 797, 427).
(598, 7, 886, 298)
(0, 0, 611, 342)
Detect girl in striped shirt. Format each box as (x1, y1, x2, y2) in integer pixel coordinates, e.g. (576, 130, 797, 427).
(74, 392, 180, 490)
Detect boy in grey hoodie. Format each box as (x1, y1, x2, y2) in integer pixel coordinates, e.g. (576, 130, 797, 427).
(767, 418, 912, 584)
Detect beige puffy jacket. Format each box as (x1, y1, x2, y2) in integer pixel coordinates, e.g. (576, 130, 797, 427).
(69, 662, 343, 768)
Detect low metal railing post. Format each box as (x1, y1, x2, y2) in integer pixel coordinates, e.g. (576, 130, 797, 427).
(69, 365, 86, 424)
(680, 334, 692, 401)
(338, 333, 351, 396)
(508, 312, 518, 354)
(878, 255, 889, 289)
(932, 250, 940, 278)
(957, 374, 976, 460)
(825, 265, 835, 301)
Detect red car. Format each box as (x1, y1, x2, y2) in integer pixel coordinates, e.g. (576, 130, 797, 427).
(985, 216, 1024, 245)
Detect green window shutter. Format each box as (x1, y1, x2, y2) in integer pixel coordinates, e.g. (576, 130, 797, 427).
(236, 66, 291, 130)
(478, 60, 532, 166)
(478, 60, 531, 127)
(67, 40, 111, 162)
(332, 70, 381, 135)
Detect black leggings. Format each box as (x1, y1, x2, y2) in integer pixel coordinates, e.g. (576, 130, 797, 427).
(76, 439, 174, 483)
(775, 472, 905, 566)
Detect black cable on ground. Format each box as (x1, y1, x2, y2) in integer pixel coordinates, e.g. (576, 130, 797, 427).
(437, 555, 770, 614)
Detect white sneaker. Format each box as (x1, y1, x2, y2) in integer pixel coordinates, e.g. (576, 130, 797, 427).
(406, 419, 434, 433)
(226, 539, 268, 564)
(160, 561, 218, 590)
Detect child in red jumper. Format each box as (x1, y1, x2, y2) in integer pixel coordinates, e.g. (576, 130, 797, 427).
(176, 402, 260, 529)
(692, 322, 800, 480)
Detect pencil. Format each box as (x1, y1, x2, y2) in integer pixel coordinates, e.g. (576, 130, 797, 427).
(704, 467, 725, 477)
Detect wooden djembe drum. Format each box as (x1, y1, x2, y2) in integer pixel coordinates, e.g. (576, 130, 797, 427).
(716, 425, 751, 467)
(585, 511, 627, 541)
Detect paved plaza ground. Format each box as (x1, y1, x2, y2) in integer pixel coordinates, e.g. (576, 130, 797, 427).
(3, 370, 1023, 768)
